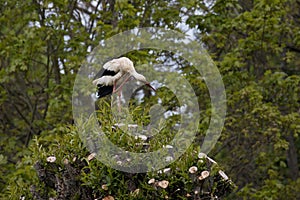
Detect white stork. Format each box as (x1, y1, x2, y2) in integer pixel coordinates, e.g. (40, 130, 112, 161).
(93, 57, 156, 99)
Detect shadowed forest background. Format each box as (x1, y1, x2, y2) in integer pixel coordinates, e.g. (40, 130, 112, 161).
(0, 0, 299, 199)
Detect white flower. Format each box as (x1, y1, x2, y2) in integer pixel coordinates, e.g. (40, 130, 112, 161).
(198, 170, 210, 180)
(87, 152, 96, 161)
(135, 135, 148, 141)
(148, 178, 155, 184)
(116, 160, 122, 165)
(158, 168, 171, 174)
(188, 166, 198, 174)
(128, 124, 138, 128)
(102, 196, 114, 200)
(157, 180, 169, 189)
(63, 159, 69, 165)
(219, 170, 229, 180)
(131, 188, 140, 197)
(165, 156, 174, 162)
(101, 184, 108, 190)
(46, 156, 56, 163)
(198, 152, 207, 159)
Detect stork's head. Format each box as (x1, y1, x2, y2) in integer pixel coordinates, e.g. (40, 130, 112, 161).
(132, 71, 156, 91)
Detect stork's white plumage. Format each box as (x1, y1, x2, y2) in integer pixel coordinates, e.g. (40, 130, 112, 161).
(93, 57, 155, 99)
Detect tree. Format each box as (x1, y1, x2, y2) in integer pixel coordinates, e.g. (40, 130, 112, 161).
(186, 0, 300, 198)
(0, 0, 299, 199)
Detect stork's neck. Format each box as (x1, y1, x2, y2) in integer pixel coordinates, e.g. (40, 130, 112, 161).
(131, 71, 147, 83)
(130, 70, 138, 76)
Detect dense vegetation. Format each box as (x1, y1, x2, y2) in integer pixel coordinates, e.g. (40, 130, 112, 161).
(0, 0, 299, 199)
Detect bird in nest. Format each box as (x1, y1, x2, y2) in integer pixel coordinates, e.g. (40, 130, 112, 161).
(93, 57, 156, 101)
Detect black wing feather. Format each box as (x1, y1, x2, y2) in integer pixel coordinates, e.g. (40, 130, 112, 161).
(94, 68, 117, 98)
(94, 67, 117, 78)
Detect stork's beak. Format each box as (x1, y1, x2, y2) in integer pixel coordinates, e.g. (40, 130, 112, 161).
(145, 82, 156, 92)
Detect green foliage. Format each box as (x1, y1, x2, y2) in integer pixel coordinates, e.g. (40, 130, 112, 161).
(1, 0, 300, 199)
(187, 0, 300, 198)
(2, 123, 234, 199)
